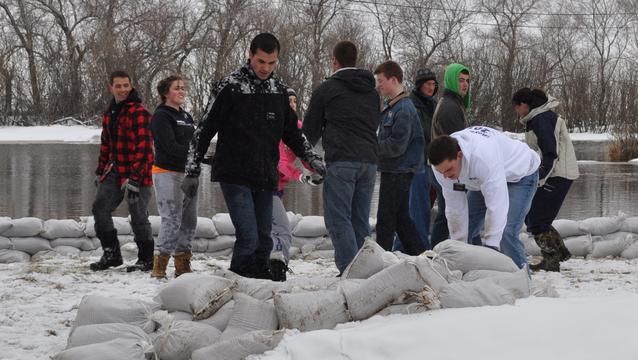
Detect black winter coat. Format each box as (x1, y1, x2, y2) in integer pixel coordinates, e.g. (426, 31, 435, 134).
(151, 104, 195, 172)
(431, 89, 468, 138)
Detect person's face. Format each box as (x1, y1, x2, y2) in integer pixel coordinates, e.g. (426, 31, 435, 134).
(375, 73, 397, 98)
(249, 49, 279, 80)
(109, 77, 132, 103)
(458, 72, 470, 96)
(289, 95, 297, 112)
(419, 80, 437, 97)
(165, 80, 187, 108)
(513, 102, 530, 118)
(434, 152, 463, 180)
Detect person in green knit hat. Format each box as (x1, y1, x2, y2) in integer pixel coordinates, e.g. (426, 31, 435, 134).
(429, 63, 471, 248)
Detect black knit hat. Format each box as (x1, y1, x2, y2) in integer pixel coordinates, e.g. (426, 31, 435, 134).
(286, 88, 297, 98)
(512, 88, 548, 110)
(414, 68, 438, 95)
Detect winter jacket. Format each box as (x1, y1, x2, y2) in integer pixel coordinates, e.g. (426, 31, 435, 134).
(378, 92, 425, 173)
(303, 68, 380, 164)
(431, 89, 468, 139)
(278, 120, 313, 191)
(151, 104, 195, 172)
(185, 62, 321, 191)
(96, 89, 153, 187)
(410, 88, 437, 154)
(432, 126, 540, 247)
(442, 63, 471, 109)
(519, 96, 579, 185)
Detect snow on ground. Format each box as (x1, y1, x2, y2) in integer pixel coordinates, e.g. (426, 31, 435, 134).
(0, 125, 101, 143)
(1, 254, 638, 360)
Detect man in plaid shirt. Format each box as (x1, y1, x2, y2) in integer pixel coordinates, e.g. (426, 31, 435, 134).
(90, 70, 155, 272)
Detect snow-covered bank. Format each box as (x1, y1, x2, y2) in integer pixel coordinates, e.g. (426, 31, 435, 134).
(506, 131, 612, 142)
(0, 125, 101, 143)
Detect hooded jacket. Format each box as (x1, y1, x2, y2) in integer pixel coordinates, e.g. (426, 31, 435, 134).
(518, 96, 579, 185)
(303, 68, 380, 164)
(431, 63, 471, 139)
(410, 85, 437, 150)
(151, 104, 195, 172)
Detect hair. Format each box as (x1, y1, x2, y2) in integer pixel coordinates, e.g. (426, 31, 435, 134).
(333, 41, 357, 68)
(250, 33, 280, 54)
(428, 135, 461, 166)
(157, 75, 184, 104)
(109, 70, 130, 84)
(512, 87, 549, 110)
(374, 60, 403, 83)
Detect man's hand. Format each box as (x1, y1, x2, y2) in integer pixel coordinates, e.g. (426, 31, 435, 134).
(121, 179, 140, 204)
(308, 158, 326, 177)
(181, 176, 199, 198)
(299, 173, 324, 186)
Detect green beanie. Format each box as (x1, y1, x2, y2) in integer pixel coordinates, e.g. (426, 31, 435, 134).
(443, 63, 471, 109)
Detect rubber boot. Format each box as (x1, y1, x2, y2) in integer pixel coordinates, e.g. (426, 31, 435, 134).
(530, 231, 561, 272)
(550, 226, 572, 262)
(269, 252, 289, 282)
(90, 229, 123, 271)
(126, 238, 154, 272)
(173, 252, 192, 278)
(151, 254, 170, 279)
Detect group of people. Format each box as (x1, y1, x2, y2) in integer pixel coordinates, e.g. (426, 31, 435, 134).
(88, 32, 579, 282)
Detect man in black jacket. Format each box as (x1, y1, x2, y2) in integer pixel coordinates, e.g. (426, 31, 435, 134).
(181, 33, 325, 279)
(303, 41, 380, 274)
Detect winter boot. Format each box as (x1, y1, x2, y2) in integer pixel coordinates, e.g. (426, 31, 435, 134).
(151, 253, 171, 279)
(270, 252, 289, 282)
(549, 226, 572, 262)
(90, 230, 123, 271)
(173, 252, 192, 278)
(126, 238, 154, 272)
(530, 231, 561, 272)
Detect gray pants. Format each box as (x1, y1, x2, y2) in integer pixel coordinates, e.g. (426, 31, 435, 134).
(271, 194, 291, 263)
(92, 172, 152, 244)
(153, 172, 198, 254)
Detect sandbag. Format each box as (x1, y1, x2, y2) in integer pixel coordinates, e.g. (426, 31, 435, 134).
(31, 250, 59, 261)
(220, 293, 278, 341)
(191, 238, 208, 253)
(0, 236, 11, 250)
(602, 232, 635, 242)
(292, 216, 328, 237)
(552, 219, 586, 238)
(302, 248, 334, 260)
(196, 300, 234, 331)
(118, 235, 136, 246)
(236, 278, 290, 301)
(564, 235, 594, 257)
(52, 338, 151, 360)
(205, 248, 233, 258)
(207, 235, 235, 252)
(621, 241, 638, 259)
(433, 239, 519, 273)
(196, 217, 218, 238)
(120, 242, 140, 261)
(169, 311, 193, 321)
(274, 290, 349, 332)
(519, 233, 541, 256)
(41, 219, 85, 239)
(148, 216, 161, 236)
(2, 217, 43, 237)
(73, 295, 159, 333)
(0, 218, 13, 234)
(10, 237, 52, 255)
(0, 249, 31, 263)
(66, 323, 153, 349)
(212, 213, 235, 235)
(153, 320, 221, 360)
(342, 238, 385, 279)
(375, 303, 430, 316)
(462, 268, 531, 299)
(579, 215, 625, 236)
(191, 330, 284, 360)
(531, 280, 560, 298)
(287, 212, 303, 231)
(291, 236, 326, 249)
(419, 253, 461, 284)
(621, 217, 638, 233)
(54, 245, 81, 256)
(82, 216, 131, 237)
(439, 279, 516, 308)
(589, 234, 635, 259)
(157, 273, 236, 320)
(51, 237, 98, 251)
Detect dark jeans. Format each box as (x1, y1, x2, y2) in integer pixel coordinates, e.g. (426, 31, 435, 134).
(429, 166, 449, 247)
(92, 172, 152, 246)
(394, 170, 431, 251)
(221, 182, 273, 275)
(526, 176, 573, 235)
(376, 172, 425, 255)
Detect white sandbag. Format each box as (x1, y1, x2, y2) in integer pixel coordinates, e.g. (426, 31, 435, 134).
(520, 233, 541, 256)
(0, 249, 31, 263)
(552, 219, 586, 238)
(292, 216, 328, 237)
(220, 293, 278, 341)
(54, 245, 81, 256)
(274, 290, 349, 332)
(10, 237, 52, 255)
(342, 239, 385, 279)
(287, 212, 303, 231)
(31, 250, 59, 261)
(620, 217, 638, 233)
(621, 240, 638, 259)
(412, 255, 450, 292)
(191, 330, 284, 360)
(0, 236, 11, 250)
(41, 219, 85, 239)
(369, 217, 377, 231)
(53, 338, 152, 360)
(212, 213, 235, 235)
(51, 237, 98, 251)
(82, 216, 131, 237)
(530, 280, 560, 298)
(196, 300, 234, 331)
(191, 238, 208, 253)
(433, 239, 519, 273)
(66, 323, 153, 349)
(0, 218, 13, 234)
(153, 320, 221, 360)
(157, 273, 236, 320)
(2, 217, 43, 237)
(291, 236, 326, 249)
(289, 246, 301, 259)
(148, 215, 161, 236)
(196, 217, 218, 238)
(419, 252, 461, 284)
(376, 303, 430, 316)
(169, 311, 193, 321)
(207, 235, 235, 252)
(302, 249, 334, 260)
(462, 268, 531, 299)
(117, 235, 135, 246)
(205, 248, 233, 258)
(73, 295, 159, 333)
(236, 278, 290, 301)
(602, 231, 635, 242)
(589, 234, 635, 259)
(579, 215, 625, 236)
(439, 279, 516, 308)
(120, 242, 139, 261)
(564, 235, 594, 257)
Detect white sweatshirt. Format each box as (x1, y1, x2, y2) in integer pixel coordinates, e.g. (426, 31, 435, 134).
(433, 126, 540, 247)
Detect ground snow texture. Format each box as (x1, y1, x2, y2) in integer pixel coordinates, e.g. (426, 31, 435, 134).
(1, 255, 638, 360)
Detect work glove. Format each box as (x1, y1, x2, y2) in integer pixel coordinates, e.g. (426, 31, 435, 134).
(121, 179, 140, 204)
(307, 158, 326, 177)
(181, 175, 199, 198)
(299, 173, 324, 186)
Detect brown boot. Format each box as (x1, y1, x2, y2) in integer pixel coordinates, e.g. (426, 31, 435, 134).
(549, 226, 571, 262)
(173, 252, 192, 278)
(151, 254, 170, 279)
(530, 231, 561, 272)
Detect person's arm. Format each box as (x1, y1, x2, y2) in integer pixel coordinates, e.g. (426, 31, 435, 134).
(438, 100, 466, 135)
(529, 116, 558, 181)
(378, 106, 413, 159)
(434, 170, 469, 242)
(302, 85, 326, 147)
(151, 110, 189, 163)
(474, 156, 509, 248)
(129, 106, 153, 185)
(95, 114, 110, 176)
(278, 142, 303, 183)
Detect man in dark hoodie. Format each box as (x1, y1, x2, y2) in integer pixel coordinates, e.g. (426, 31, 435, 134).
(90, 70, 154, 272)
(303, 40, 380, 274)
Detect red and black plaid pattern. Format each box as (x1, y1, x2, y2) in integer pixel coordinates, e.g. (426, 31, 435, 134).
(96, 100, 153, 187)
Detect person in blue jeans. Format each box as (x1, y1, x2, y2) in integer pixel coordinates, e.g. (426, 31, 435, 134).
(303, 41, 380, 274)
(428, 127, 540, 269)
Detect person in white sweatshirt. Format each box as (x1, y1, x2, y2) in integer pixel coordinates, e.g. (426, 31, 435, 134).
(428, 126, 540, 268)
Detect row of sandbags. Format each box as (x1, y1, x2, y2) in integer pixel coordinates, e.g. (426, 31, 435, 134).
(54, 239, 554, 360)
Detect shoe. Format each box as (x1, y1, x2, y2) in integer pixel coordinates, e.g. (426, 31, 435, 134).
(531, 231, 562, 272)
(127, 238, 154, 272)
(151, 254, 170, 279)
(126, 258, 153, 272)
(270, 258, 288, 282)
(173, 252, 193, 278)
(529, 258, 560, 272)
(549, 226, 572, 262)
(90, 229, 123, 271)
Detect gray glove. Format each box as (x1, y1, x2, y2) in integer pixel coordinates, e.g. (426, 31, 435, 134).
(181, 176, 199, 198)
(299, 173, 324, 186)
(307, 158, 326, 177)
(121, 179, 140, 204)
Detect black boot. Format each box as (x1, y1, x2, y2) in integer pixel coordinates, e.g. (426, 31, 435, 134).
(530, 231, 561, 272)
(90, 230, 123, 271)
(126, 238, 154, 272)
(549, 226, 572, 262)
(270, 258, 289, 282)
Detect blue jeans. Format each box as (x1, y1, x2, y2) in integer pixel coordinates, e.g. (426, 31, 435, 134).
(323, 161, 377, 273)
(429, 166, 449, 247)
(393, 170, 431, 251)
(467, 171, 539, 269)
(220, 183, 273, 276)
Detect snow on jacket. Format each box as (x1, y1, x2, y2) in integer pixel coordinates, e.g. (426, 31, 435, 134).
(433, 126, 540, 247)
(518, 96, 579, 186)
(278, 120, 313, 191)
(151, 104, 195, 172)
(185, 61, 322, 191)
(96, 89, 153, 187)
(378, 92, 425, 173)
